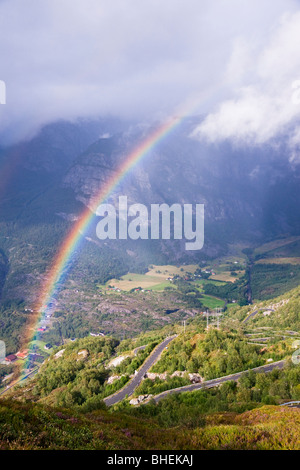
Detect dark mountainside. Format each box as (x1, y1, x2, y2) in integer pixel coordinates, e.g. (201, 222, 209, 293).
(1, 117, 300, 451)
(0, 117, 300, 305)
(0, 117, 300, 348)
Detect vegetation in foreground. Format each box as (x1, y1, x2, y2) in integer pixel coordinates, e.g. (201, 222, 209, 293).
(0, 398, 299, 450)
(1, 278, 300, 450)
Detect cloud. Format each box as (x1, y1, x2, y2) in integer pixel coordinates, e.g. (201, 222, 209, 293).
(0, 0, 299, 143)
(192, 9, 300, 159)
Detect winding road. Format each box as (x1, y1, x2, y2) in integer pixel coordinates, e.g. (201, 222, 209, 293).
(103, 331, 286, 406)
(0, 367, 38, 396)
(243, 309, 258, 323)
(104, 335, 177, 406)
(0, 337, 287, 407)
(150, 360, 286, 403)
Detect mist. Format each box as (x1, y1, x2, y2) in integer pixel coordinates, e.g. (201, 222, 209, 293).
(0, 0, 300, 145)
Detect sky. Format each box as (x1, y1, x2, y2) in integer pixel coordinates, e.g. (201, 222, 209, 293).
(0, 0, 300, 148)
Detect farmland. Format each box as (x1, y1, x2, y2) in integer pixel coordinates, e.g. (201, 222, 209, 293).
(106, 264, 198, 291)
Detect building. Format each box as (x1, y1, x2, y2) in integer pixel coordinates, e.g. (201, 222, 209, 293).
(5, 354, 17, 363)
(16, 350, 29, 359)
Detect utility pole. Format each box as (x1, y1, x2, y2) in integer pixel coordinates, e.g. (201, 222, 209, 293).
(182, 320, 186, 334)
(216, 307, 222, 329)
(206, 310, 209, 330)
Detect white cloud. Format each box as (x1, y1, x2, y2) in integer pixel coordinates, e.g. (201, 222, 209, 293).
(0, 0, 299, 143)
(192, 10, 300, 155)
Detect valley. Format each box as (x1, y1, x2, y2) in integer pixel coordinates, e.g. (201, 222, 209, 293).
(1, 120, 300, 451)
(2, 1, 300, 454)
(1, 281, 300, 450)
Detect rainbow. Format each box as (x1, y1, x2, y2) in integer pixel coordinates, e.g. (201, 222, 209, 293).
(21, 113, 184, 372)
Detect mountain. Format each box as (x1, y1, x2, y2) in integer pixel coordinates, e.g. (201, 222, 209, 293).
(1, 291, 300, 450)
(62, 119, 300, 249)
(2, 116, 300, 250)
(1, 116, 300, 354)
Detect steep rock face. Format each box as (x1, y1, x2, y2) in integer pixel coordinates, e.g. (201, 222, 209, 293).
(0, 117, 129, 174)
(62, 120, 298, 246)
(2, 116, 300, 243)
(2, 116, 300, 300)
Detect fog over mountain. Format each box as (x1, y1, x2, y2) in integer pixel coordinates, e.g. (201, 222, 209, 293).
(1, 0, 300, 150)
(0, 0, 300, 260)
(3, 3, 300, 453)
(1, 1, 300, 298)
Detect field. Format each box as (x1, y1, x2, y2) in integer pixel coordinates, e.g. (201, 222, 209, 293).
(200, 294, 225, 309)
(104, 264, 230, 311)
(202, 256, 246, 283)
(254, 236, 300, 256)
(256, 257, 300, 265)
(194, 279, 227, 287)
(106, 264, 198, 291)
(107, 273, 163, 290)
(210, 272, 241, 282)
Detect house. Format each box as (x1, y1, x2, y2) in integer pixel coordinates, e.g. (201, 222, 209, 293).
(5, 354, 17, 363)
(16, 350, 29, 359)
(44, 343, 53, 350)
(28, 354, 44, 363)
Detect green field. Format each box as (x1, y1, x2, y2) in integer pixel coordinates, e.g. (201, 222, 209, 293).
(200, 294, 225, 309)
(103, 265, 228, 309)
(148, 282, 175, 291)
(105, 264, 198, 291)
(194, 279, 227, 289)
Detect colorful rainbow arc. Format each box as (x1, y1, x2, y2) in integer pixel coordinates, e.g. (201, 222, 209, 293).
(21, 113, 184, 371)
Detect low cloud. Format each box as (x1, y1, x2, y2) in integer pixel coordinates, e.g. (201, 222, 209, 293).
(0, 0, 299, 144)
(192, 10, 300, 160)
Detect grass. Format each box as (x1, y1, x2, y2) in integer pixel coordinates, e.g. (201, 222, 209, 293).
(0, 400, 299, 450)
(254, 236, 300, 256)
(29, 340, 52, 355)
(105, 264, 198, 291)
(104, 263, 233, 303)
(251, 263, 300, 300)
(201, 256, 246, 283)
(226, 303, 238, 309)
(200, 295, 225, 309)
(105, 263, 241, 293)
(256, 257, 300, 265)
(149, 282, 175, 291)
(194, 279, 227, 289)
(106, 273, 172, 290)
(210, 273, 240, 282)
(146, 264, 198, 277)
